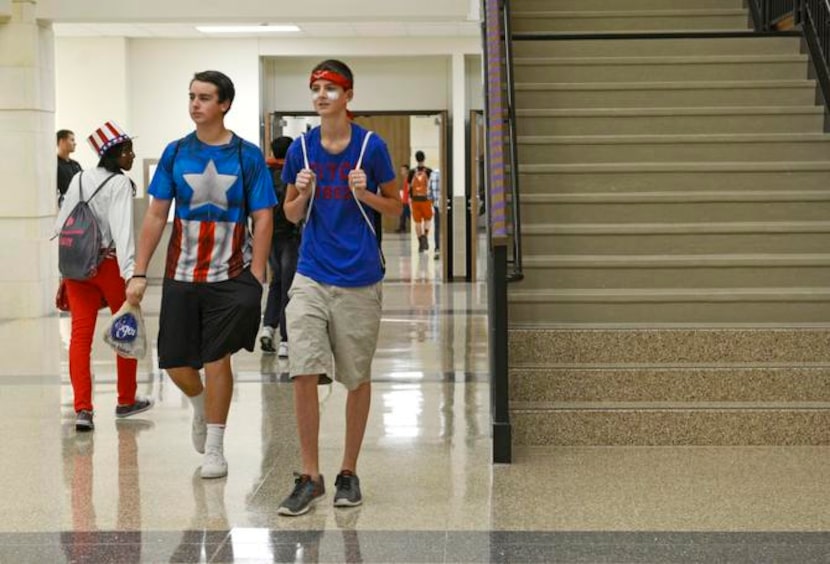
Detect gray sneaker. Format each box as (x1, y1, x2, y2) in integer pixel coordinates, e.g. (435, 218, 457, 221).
(334, 471, 363, 507)
(115, 397, 153, 418)
(260, 326, 276, 353)
(75, 410, 94, 432)
(277, 473, 325, 516)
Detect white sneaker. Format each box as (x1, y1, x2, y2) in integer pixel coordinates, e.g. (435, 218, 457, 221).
(278, 341, 289, 358)
(192, 414, 207, 454)
(200, 448, 228, 479)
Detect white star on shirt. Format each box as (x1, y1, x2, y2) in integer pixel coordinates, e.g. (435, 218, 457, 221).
(184, 160, 237, 212)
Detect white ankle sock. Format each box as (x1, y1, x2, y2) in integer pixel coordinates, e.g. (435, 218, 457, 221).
(206, 424, 225, 453)
(190, 391, 205, 421)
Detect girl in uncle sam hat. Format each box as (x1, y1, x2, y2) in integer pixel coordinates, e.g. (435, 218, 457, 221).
(54, 120, 153, 432)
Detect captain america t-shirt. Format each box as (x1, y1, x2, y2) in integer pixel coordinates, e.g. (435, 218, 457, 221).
(148, 132, 277, 282)
(282, 123, 395, 287)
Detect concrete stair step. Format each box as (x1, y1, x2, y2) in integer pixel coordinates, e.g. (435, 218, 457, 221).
(516, 107, 823, 135)
(508, 327, 830, 363)
(520, 189, 830, 222)
(511, 0, 744, 13)
(513, 54, 808, 82)
(511, 9, 749, 33)
(514, 80, 817, 108)
(507, 288, 830, 323)
(509, 365, 830, 402)
(510, 402, 830, 445)
(517, 133, 830, 163)
(506, 326, 830, 445)
(511, 36, 801, 58)
(521, 220, 830, 254)
(517, 161, 830, 192)
(517, 253, 830, 289)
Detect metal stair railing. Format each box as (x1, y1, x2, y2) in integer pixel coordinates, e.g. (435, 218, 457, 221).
(481, 0, 520, 464)
(797, 0, 830, 116)
(751, 1, 830, 119)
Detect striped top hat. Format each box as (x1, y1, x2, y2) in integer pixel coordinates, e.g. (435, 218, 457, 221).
(88, 121, 132, 156)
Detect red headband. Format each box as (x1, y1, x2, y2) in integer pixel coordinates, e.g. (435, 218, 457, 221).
(309, 69, 353, 91)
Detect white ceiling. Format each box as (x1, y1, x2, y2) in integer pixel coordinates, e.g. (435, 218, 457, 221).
(52, 20, 481, 39)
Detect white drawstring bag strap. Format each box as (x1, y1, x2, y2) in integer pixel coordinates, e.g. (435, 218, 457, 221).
(300, 133, 316, 225)
(352, 131, 376, 236)
(302, 130, 381, 260)
(352, 131, 386, 273)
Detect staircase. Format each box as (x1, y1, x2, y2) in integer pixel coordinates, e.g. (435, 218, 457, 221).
(507, 0, 830, 445)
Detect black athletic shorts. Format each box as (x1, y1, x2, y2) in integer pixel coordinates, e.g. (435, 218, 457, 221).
(157, 269, 263, 369)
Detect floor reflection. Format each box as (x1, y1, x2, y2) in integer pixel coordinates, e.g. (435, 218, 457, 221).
(60, 418, 152, 563)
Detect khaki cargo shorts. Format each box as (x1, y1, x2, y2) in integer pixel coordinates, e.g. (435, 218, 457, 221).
(285, 273, 382, 390)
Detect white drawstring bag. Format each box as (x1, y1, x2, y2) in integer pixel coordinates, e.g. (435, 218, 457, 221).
(102, 301, 147, 359)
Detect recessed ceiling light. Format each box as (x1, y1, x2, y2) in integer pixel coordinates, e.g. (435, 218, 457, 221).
(196, 24, 300, 34)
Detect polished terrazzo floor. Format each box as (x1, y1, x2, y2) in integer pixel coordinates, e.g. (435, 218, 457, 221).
(1, 232, 829, 562)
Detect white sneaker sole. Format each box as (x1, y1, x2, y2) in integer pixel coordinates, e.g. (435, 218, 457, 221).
(201, 465, 228, 479)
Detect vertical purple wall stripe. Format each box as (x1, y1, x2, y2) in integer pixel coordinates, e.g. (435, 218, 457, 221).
(485, 0, 508, 239)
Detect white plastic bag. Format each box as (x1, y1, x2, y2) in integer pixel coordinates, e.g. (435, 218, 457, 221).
(103, 301, 147, 359)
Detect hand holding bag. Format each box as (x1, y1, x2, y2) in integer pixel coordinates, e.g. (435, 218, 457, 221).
(102, 301, 147, 359)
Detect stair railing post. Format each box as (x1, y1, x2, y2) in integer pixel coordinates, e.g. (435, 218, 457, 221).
(482, 0, 513, 464)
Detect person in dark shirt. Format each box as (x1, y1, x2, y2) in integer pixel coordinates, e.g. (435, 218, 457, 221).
(259, 135, 300, 358)
(57, 129, 83, 207)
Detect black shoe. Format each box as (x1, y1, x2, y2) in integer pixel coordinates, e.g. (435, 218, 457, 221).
(75, 410, 94, 432)
(334, 471, 363, 507)
(277, 473, 326, 516)
(115, 397, 153, 418)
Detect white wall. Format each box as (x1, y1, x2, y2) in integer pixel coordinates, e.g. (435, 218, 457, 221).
(264, 56, 451, 113)
(56, 37, 480, 194)
(466, 54, 483, 110)
(128, 39, 261, 193)
(409, 116, 442, 170)
(38, 0, 471, 22)
(54, 37, 129, 170)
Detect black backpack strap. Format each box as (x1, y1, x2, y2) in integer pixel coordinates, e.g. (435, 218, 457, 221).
(85, 173, 118, 204)
(237, 135, 247, 217)
(168, 138, 184, 200)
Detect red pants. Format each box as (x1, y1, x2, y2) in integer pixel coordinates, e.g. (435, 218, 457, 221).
(65, 257, 137, 412)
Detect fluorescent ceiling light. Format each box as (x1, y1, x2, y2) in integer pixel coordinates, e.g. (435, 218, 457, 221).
(196, 24, 300, 33)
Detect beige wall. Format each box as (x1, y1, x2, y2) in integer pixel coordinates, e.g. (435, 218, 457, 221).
(0, 1, 58, 319)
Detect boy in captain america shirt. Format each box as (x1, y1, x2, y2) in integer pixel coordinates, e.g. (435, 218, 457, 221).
(276, 59, 402, 516)
(126, 70, 276, 480)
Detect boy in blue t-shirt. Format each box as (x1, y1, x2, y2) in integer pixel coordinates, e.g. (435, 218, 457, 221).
(277, 59, 401, 516)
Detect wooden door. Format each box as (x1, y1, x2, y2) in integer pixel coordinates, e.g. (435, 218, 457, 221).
(353, 115, 411, 232)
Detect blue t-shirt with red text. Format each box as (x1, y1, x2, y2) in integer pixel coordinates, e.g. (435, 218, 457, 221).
(282, 123, 395, 287)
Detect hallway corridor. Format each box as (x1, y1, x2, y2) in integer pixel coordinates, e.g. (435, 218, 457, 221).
(0, 234, 828, 562)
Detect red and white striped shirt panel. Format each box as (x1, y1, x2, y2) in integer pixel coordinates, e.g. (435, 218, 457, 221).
(164, 218, 249, 282)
